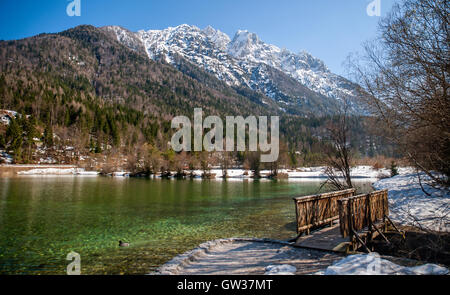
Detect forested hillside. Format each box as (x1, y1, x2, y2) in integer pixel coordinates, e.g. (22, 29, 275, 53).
(0, 25, 395, 170)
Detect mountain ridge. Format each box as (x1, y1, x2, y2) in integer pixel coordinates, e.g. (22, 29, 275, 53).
(103, 24, 364, 115)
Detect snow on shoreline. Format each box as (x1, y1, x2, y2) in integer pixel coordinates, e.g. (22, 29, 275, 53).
(318, 253, 448, 275)
(373, 173, 450, 232)
(10, 165, 418, 182)
(189, 166, 400, 179)
(154, 238, 448, 275)
(17, 168, 98, 176)
(156, 166, 414, 180)
(152, 238, 343, 275)
(265, 264, 297, 275)
(12, 165, 400, 179)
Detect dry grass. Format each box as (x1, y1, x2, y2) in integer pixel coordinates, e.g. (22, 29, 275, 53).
(369, 226, 450, 266)
(354, 156, 409, 169)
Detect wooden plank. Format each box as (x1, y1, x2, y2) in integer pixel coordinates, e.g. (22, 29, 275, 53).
(351, 229, 371, 253)
(338, 190, 389, 238)
(297, 216, 339, 232)
(293, 188, 356, 234)
(295, 225, 350, 252)
(293, 188, 356, 202)
(372, 223, 390, 245)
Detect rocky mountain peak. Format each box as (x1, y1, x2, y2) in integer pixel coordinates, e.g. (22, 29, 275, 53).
(106, 24, 363, 114)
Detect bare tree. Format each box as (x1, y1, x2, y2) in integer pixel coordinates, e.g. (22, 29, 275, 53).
(126, 153, 139, 174)
(245, 151, 261, 179)
(174, 151, 187, 178)
(322, 99, 353, 190)
(268, 141, 288, 178)
(349, 0, 449, 187)
(188, 152, 199, 177)
(200, 151, 212, 178)
(220, 151, 231, 178)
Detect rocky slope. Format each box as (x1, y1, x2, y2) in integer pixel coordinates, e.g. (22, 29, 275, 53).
(104, 24, 364, 115)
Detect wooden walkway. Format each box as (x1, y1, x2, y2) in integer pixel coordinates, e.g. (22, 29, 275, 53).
(292, 189, 393, 253)
(295, 224, 351, 252)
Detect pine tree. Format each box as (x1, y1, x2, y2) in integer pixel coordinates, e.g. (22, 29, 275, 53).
(22, 115, 38, 163)
(43, 121, 53, 147)
(6, 118, 23, 162)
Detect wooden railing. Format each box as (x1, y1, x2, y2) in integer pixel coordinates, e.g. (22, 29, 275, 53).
(338, 190, 389, 238)
(293, 188, 356, 235)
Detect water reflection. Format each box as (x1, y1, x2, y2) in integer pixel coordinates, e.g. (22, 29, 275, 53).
(0, 176, 374, 274)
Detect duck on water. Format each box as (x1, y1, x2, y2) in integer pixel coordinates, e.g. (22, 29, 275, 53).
(119, 240, 130, 247)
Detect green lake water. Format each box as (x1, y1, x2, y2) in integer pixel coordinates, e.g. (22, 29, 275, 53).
(0, 176, 374, 274)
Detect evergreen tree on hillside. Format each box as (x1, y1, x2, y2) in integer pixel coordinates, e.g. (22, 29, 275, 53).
(20, 114, 38, 163)
(6, 118, 23, 162)
(43, 121, 53, 147)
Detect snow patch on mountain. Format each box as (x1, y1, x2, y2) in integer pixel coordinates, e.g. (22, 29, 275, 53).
(106, 24, 361, 113)
(103, 26, 144, 53)
(135, 24, 248, 86)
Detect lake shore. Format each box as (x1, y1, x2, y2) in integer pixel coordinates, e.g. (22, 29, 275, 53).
(0, 164, 414, 179)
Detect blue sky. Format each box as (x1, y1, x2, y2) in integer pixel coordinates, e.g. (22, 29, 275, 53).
(0, 0, 398, 75)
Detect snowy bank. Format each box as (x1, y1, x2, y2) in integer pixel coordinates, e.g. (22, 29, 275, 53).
(318, 253, 448, 275)
(11, 165, 412, 179)
(373, 173, 450, 232)
(17, 168, 99, 176)
(153, 238, 342, 275)
(158, 166, 410, 180)
(265, 264, 297, 275)
(154, 238, 446, 275)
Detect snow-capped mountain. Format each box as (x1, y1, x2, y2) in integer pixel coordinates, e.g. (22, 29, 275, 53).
(104, 24, 363, 115)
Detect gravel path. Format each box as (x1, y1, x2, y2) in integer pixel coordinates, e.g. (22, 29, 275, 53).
(153, 238, 344, 275)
